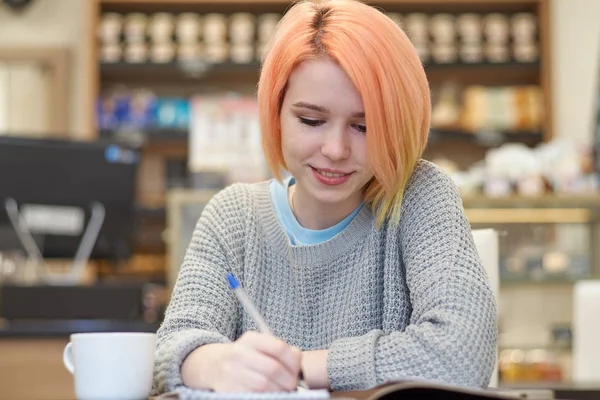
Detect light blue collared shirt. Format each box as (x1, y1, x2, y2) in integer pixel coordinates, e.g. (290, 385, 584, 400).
(268, 176, 363, 246)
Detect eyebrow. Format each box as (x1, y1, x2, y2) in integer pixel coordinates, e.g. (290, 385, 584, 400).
(292, 101, 365, 118)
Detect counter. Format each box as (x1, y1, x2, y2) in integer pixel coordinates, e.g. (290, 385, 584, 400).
(0, 318, 158, 338)
(0, 319, 158, 400)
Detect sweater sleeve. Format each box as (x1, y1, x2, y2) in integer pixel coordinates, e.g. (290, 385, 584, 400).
(152, 186, 244, 394)
(327, 163, 498, 391)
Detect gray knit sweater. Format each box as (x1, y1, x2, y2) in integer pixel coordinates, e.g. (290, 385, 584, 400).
(153, 160, 498, 394)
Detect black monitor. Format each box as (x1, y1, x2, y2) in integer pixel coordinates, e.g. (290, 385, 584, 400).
(0, 136, 139, 261)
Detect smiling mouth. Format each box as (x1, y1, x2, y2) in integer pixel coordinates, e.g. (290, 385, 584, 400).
(311, 166, 352, 177)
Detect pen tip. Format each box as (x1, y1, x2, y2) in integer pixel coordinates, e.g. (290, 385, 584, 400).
(226, 273, 239, 289)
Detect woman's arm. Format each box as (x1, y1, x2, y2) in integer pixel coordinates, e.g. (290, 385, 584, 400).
(153, 186, 303, 394)
(326, 163, 498, 391)
(153, 187, 241, 394)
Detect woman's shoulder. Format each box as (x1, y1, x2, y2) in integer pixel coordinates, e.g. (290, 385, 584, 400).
(404, 159, 460, 199)
(407, 159, 456, 188)
(203, 180, 271, 217)
(193, 180, 272, 245)
(401, 159, 463, 216)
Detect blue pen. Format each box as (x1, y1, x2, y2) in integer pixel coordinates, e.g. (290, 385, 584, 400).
(226, 273, 309, 390)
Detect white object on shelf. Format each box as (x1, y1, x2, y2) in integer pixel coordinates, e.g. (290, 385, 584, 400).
(229, 13, 256, 45)
(148, 12, 174, 43)
(471, 228, 499, 388)
(0, 62, 8, 133)
(230, 44, 254, 64)
(176, 13, 202, 44)
(257, 13, 281, 43)
(572, 280, 600, 382)
(124, 13, 148, 43)
(98, 13, 123, 44)
(189, 96, 268, 185)
(204, 13, 228, 44)
(8, 62, 49, 135)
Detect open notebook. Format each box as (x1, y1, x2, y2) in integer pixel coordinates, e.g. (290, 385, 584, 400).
(153, 388, 329, 400)
(154, 387, 330, 400)
(152, 380, 554, 400)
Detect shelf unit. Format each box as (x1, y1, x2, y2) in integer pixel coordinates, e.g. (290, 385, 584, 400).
(98, 60, 542, 86)
(90, 0, 552, 135)
(87, 0, 555, 270)
(89, 0, 553, 195)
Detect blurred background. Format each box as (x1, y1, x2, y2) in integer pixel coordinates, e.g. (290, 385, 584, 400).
(0, 0, 599, 399)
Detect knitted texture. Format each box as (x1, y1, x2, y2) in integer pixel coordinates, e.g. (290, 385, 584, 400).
(153, 160, 498, 394)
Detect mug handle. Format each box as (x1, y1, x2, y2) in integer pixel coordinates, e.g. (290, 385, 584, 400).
(63, 342, 75, 374)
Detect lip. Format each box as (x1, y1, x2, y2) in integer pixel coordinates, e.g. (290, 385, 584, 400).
(313, 167, 352, 175)
(310, 166, 353, 186)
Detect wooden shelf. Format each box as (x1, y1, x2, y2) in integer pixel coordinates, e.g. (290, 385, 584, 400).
(462, 194, 600, 209)
(100, 0, 542, 3)
(99, 0, 542, 14)
(99, 60, 541, 91)
(429, 129, 543, 147)
(100, 61, 260, 82)
(99, 127, 543, 149)
(100, 59, 539, 77)
(465, 208, 594, 224)
(463, 194, 600, 224)
(500, 276, 591, 286)
(99, 128, 188, 145)
(100, 0, 288, 3)
(99, 60, 540, 70)
(426, 62, 541, 85)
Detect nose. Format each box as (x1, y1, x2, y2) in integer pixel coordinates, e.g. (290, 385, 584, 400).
(320, 125, 350, 161)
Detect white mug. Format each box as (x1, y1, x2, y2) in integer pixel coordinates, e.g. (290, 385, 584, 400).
(63, 332, 156, 400)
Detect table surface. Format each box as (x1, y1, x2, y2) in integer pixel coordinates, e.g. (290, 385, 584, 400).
(149, 382, 600, 400)
(149, 384, 567, 400)
(2, 335, 600, 400)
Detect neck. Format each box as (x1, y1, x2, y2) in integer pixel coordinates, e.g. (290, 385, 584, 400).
(289, 184, 361, 230)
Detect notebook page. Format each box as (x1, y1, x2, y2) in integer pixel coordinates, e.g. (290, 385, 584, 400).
(175, 387, 330, 400)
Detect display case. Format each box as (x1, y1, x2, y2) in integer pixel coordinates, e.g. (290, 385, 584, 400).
(464, 195, 600, 283)
(461, 195, 600, 384)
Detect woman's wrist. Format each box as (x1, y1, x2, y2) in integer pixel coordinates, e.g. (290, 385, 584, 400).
(302, 350, 330, 389)
(181, 343, 229, 390)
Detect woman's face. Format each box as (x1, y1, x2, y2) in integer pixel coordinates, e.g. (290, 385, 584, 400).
(279, 57, 374, 211)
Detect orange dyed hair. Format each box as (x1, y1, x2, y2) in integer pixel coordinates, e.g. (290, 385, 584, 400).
(258, 0, 431, 226)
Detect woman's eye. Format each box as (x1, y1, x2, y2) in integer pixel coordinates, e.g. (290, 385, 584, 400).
(298, 117, 324, 127)
(353, 124, 367, 133)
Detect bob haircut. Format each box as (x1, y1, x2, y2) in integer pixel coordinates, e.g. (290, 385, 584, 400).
(258, 0, 431, 227)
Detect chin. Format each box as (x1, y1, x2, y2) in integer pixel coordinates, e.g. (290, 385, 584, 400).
(310, 189, 358, 206)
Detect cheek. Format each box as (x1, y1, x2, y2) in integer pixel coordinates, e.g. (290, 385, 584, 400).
(280, 111, 299, 142)
(281, 118, 316, 160)
(280, 116, 299, 165)
(353, 136, 370, 168)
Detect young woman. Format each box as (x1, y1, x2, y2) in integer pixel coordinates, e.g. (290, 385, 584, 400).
(153, 0, 497, 394)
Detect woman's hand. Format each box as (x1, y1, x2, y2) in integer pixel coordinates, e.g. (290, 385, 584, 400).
(301, 349, 330, 389)
(182, 331, 302, 392)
